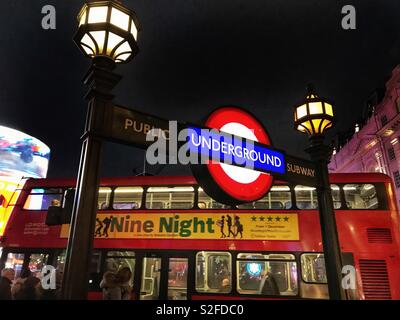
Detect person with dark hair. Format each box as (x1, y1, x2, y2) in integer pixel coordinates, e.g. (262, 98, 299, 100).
(0, 268, 15, 300)
(117, 267, 132, 300)
(260, 272, 280, 296)
(14, 276, 40, 300)
(11, 268, 31, 299)
(100, 267, 132, 300)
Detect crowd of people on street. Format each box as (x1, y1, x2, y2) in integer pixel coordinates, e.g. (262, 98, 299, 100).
(0, 267, 61, 300)
(0, 266, 133, 300)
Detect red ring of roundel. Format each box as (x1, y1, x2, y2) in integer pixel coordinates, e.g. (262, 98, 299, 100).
(205, 107, 274, 202)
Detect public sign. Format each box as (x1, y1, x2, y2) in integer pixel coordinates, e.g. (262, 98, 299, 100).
(61, 212, 299, 241)
(104, 104, 170, 148)
(191, 107, 285, 205)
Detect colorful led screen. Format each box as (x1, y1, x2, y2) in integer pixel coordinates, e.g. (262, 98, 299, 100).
(0, 125, 50, 178)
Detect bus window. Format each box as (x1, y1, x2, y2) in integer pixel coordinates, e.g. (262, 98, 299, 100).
(198, 188, 229, 209)
(343, 184, 378, 209)
(301, 253, 327, 283)
(23, 188, 63, 210)
(28, 253, 49, 278)
(295, 186, 318, 209)
(237, 186, 292, 210)
(113, 187, 143, 210)
(5, 253, 24, 278)
(331, 184, 341, 209)
(145, 187, 194, 209)
(195, 251, 232, 293)
(98, 187, 112, 210)
(236, 253, 298, 296)
(105, 251, 135, 288)
(168, 258, 188, 300)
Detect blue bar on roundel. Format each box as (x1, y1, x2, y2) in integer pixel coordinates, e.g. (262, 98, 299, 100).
(187, 126, 286, 175)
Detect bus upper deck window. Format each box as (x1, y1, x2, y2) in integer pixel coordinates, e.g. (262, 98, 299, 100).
(238, 186, 292, 210)
(198, 188, 229, 209)
(195, 251, 232, 294)
(98, 187, 112, 210)
(301, 253, 327, 283)
(331, 184, 341, 209)
(113, 187, 143, 210)
(146, 187, 194, 209)
(295, 186, 318, 209)
(23, 188, 63, 210)
(344, 184, 378, 209)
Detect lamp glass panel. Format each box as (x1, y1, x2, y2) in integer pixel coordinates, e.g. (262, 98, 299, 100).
(110, 7, 130, 31)
(79, 10, 87, 26)
(81, 44, 95, 56)
(325, 121, 333, 130)
(297, 125, 306, 133)
(114, 41, 132, 57)
(309, 102, 323, 115)
(311, 119, 322, 134)
(131, 20, 138, 40)
(296, 104, 308, 119)
(88, 6, 109, 24)
(107, 32, 124, 54)
(116, 52, 131, 62)
(303, 120, 313, 133)
(325, 103, 333, 116)
(90, 31, 106, 54)
(81, 33, 96, 53)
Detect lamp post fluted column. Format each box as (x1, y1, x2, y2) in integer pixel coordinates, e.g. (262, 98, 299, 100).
(305, 136, 346, 300)
(63, 0, 139, 299)
(62, 57, 120, 299)
(293, 84, 346, 300)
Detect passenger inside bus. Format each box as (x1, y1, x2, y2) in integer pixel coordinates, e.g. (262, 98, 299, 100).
(259, 271, 280, 295)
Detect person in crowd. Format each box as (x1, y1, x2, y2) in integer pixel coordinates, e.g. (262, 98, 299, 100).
(100, 267, 132, 300)
(220, 277, 231, 292)
(100, 271, 121, 300)
(37, 268, 63, 300)
(117, 267, 133, 300)
(259, 271, 280, 295)
(11, 267, 31, 299)
(0, 268, 15, 300)
(14, 275, 40, 300)
(51, 199, 60, 207)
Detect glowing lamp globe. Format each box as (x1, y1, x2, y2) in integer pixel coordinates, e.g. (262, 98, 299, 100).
(294, 85, 335, 136)
(74, 0, 140, 63)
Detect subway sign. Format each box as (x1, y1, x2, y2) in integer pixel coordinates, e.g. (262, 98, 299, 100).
(190, 106, 283, 205)
(187, 126, 285, 175)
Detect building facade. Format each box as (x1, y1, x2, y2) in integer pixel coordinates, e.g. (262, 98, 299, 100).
(329, 65, 400, 206)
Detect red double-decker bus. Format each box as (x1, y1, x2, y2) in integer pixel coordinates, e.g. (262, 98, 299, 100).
(0, 173, 399, 300)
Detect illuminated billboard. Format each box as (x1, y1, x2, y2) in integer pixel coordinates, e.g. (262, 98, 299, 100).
(0, 125, 50, 178)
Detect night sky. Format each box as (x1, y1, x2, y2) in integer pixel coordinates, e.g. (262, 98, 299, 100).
(1, 0, 400, 178)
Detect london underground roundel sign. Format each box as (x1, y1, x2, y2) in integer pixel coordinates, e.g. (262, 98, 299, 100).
(191, 106, 275, 205)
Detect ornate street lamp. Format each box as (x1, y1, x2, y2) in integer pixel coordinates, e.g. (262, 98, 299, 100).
(62, 0, 140, 299)
(75, 0, 139, 63)
(294, 84, 334, 136)
(294, 84, 346, 300)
